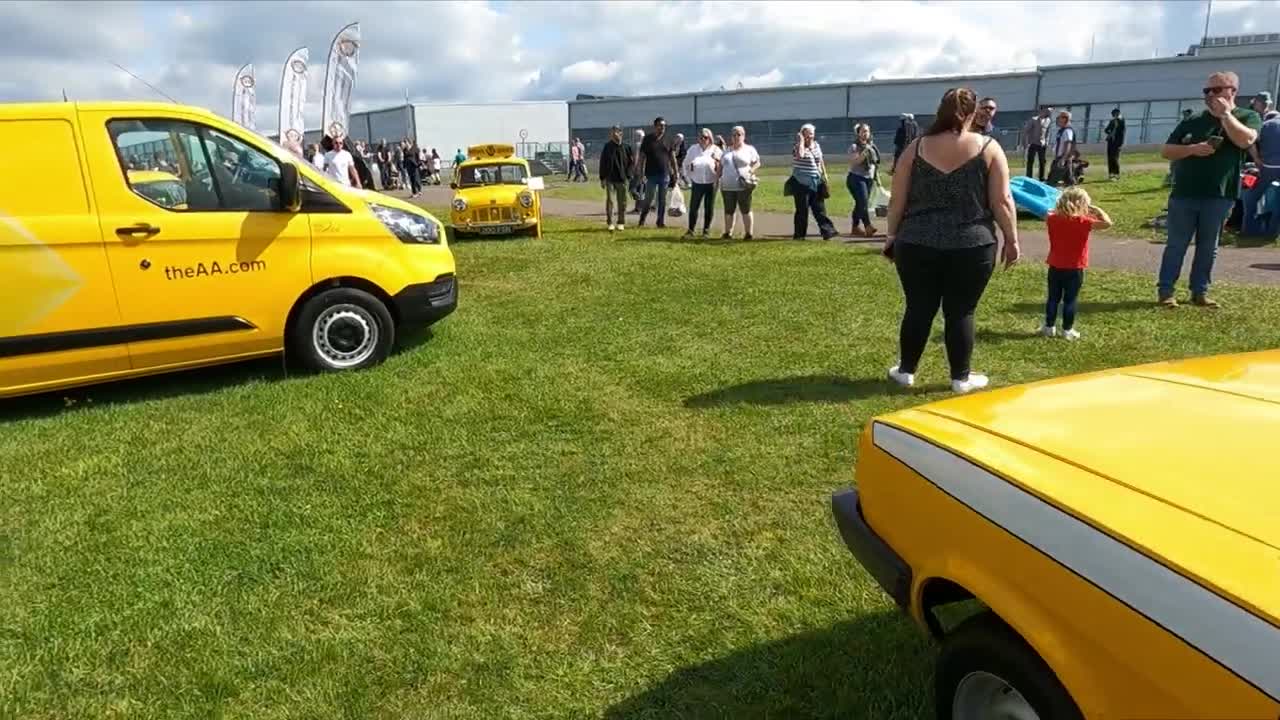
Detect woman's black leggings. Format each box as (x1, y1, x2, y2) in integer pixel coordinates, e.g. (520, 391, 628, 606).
(894, 242, 996, 380)
(688, 182, 715, 232)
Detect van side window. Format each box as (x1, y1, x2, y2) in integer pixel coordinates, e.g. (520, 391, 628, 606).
(107, 119, 282, 213)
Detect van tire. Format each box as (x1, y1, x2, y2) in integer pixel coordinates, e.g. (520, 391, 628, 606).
(936, 611, 1083, 720)
(292, 288, 395, 373)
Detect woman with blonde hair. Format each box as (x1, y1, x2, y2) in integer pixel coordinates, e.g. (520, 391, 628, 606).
(846, 122, 880, 237)
(787, 123, 837, 240)
(719, 125, 761, 240)
(883, 87, 1020, 394)
(1042, 186, 1112, 340)
(682, 127, 722, 238)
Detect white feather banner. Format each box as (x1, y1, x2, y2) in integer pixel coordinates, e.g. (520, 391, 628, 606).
(278, 47, 309, 155)
(231, 63, 256, 130)
(321, 22, 360, 139)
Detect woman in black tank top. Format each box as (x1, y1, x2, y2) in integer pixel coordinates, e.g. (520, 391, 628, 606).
(882, 88, 1021, 394)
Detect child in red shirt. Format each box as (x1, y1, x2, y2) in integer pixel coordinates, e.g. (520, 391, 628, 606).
(1042, 187, 1112, 340)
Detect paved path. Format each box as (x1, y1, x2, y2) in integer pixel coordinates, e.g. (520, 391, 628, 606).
(409, 186, 1280, 286)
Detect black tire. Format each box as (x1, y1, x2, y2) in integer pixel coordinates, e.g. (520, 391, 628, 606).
(935, 611, 1083, 720)
(291, 287, 395, 373)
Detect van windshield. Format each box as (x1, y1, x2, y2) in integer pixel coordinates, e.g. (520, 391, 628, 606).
(458, 163, 526, 188)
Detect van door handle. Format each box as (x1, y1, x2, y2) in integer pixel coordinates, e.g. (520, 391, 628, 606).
(115, 223, 160, 239)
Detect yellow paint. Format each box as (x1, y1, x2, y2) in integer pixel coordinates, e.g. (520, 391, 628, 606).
(853, 349, 1280, 717)
(0, 101, 455, 398)
(451, 149, 540, 237)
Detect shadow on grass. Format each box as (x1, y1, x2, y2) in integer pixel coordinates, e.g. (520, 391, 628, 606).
(1005, 300, 1154, 315)
(604, 612, 932, 720)
(0, 329, 435, 422)
(684, 375, 944, 407)
(1250, 262, 1280, 271)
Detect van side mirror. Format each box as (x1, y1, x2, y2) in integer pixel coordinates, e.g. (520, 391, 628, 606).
(280, 163, 301, 212)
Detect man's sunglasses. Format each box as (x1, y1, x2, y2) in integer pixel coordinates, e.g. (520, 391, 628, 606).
(1203, 86, 1236, 95)
(979, 105, 997, 112)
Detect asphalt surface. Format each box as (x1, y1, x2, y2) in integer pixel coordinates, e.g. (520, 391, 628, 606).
(409, 185, 1280, 287)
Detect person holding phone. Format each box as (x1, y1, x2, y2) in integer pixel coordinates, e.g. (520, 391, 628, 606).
(787, 123, 837, 240)
(1157, 71, 1262, 309)
(882, 87, 1019, 395)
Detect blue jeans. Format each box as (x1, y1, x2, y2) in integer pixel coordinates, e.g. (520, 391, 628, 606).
(846, 172, 873, 229)
(1045, 268, 1084, 330)
(641, 174, 668, 225)
(1158, 196, 1234, 297)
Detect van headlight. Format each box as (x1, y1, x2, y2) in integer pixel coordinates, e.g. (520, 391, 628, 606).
(370, 203, 441, 244)
(452, 198, 468, 212)
(518, 191, 534, 208)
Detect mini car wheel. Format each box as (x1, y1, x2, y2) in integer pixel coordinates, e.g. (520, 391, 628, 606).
(936, 611, 1083, 720)
(292, 287, 394, 372)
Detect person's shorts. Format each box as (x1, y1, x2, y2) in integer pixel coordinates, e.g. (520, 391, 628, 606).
(722, 188, 754, 214)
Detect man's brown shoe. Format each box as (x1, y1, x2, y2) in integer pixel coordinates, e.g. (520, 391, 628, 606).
(1157, 295, 1178, 308)
(1191, 294, 1220, 308)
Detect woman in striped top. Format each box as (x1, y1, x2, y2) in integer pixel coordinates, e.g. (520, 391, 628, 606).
(789, 123, 837, 240)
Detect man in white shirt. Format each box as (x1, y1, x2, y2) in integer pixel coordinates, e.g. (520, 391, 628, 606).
(323, 136, 360, 188)
(681, 128, 722, 238)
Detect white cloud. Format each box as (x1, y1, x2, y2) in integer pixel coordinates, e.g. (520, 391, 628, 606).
(560, 60, 621, 84)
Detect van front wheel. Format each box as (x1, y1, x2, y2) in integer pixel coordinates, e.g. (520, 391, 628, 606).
(292, 288, 394, 372)
(936, 612, 1083, 720)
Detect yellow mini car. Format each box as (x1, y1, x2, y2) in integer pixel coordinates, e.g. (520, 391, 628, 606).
(1, 101, 456, 399)
(833, 350, 1280, 719)
(450, 144, 541, 237)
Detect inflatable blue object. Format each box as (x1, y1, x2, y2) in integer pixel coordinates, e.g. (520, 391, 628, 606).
(1009, 176, 1061, 219)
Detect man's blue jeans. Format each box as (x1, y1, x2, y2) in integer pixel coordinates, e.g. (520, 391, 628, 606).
(1158, 195, 1234, 298)
(641, 174, 668, 225)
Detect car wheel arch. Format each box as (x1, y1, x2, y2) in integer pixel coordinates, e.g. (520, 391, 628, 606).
(285, 276, 399, 343)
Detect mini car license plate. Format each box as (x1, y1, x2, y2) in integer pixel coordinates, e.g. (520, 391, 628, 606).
(478, 225, 512, 235)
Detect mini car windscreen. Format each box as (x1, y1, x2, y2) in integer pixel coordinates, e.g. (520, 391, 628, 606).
(459, 163, 527, 187)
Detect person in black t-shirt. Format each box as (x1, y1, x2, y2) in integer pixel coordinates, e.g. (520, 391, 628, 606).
(637, 116, 676, 227)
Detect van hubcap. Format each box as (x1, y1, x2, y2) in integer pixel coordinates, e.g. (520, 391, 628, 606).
(313, 304, 378, 368)
(953, 671, 1039, 720)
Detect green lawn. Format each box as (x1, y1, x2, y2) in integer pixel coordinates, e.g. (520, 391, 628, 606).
(5, 215, 1280, 719)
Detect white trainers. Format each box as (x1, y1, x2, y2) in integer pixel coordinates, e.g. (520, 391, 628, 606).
(951, 373, 990, 394)
(607, 224, 616, 232)
(616, 224, 625, 231)
(1040, 325, 1057, 338)
(1062, 328, 1081, 341)
(888, 366, 915, 388)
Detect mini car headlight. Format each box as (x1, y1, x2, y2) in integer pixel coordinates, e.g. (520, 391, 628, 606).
(452, 198, 468, 212)
(518, 191, 534, 208)
(369, 203, 441, 244)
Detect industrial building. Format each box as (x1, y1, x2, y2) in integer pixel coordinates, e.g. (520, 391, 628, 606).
(293, 100, 569, 163)
(568, 34, 1280, 156)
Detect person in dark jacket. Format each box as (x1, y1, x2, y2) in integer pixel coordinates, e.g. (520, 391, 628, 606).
(598, 125, 633, 231)
(350, 141, 374, 190)
(1104, 108, 1126, 180)
(892, 113, 919, 171)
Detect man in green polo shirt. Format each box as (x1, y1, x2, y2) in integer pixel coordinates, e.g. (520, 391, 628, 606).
(1157, 71, 1261, 308)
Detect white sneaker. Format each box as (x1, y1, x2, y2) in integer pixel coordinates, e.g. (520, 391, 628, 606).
(616, 224, 625, 231)
(1062, 328, 1081, 341)
(951, 373, 990, 394)
(607, 224, 616, 232)
(888, 366, 915, 388)
(1040, 325, 1057, 338)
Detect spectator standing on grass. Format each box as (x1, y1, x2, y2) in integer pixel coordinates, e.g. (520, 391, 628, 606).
(719, 125, 760, 240)
(883, 87, 1020, 394)
(402, 140, 422, 197)
(893, 113, 919, 170)
(975, 97, 997, 136)
(1104, 108, 1126, 181)
(566, 140, 580, 181)
(673, 133, 688, 184)
(787, 123, 837, 240)
(376, 141, 391, 189)
(682, 128, 722, 239)
(323, 135, 360, 188)
(846, 122, 880, 237)
(1157, 71, 1261, 308)
(629, 129, 647, 213)
(577, 138, 589, 181)
(453, 148, 466, 182)
(598, 125, 632, 232)
(637, 116, 677, 228)
(1042, 187, 1112, 340)
(431, 149, 443, 185)
(1022, 107, 1051, 181)
(1048, 111, 1077, 186)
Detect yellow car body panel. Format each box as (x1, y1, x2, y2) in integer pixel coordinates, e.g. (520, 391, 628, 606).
(450, 144, 540, 236)
(0, 101, 455, 398)
(836, 349, 1280, 718)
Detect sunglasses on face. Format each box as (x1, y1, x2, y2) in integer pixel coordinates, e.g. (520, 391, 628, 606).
(1203, 86, 1236, 96)
(979, 105, 996, 112)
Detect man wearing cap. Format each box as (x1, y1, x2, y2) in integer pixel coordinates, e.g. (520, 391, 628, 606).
(1251, 91, 1274, 119)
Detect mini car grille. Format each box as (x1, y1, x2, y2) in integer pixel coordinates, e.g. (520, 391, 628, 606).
(472, 207, 515, 222)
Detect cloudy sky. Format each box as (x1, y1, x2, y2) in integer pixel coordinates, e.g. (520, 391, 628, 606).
(2, 0, 1278, 133)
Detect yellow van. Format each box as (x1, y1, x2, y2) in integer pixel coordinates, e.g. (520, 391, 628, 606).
(450, 144, 541, 237)
(833, 350, 1280, 719)
(0, 102, 456, 399)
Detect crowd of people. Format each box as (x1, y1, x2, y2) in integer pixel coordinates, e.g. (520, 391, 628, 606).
(306, 137, 453, 195)
(576, 69, 1269, 393)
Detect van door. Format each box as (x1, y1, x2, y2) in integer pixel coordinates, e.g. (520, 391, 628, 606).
(80, 113, 310, 370)
(0, 110, 129, 396)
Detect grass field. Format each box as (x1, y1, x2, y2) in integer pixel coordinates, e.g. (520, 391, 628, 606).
(5, 214, 1280, 719)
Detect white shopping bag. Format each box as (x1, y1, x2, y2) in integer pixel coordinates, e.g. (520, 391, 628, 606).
(667, 185, 686, 217)
(871, 182, 892, 218)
